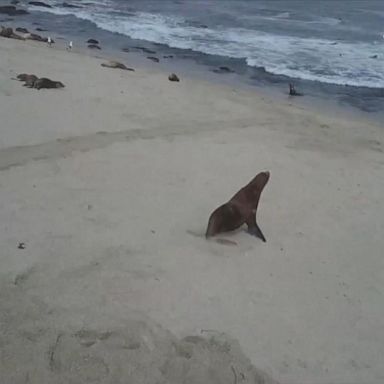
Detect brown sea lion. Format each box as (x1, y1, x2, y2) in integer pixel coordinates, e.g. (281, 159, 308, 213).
(16, 73, 33, 81)
(101, 60, 134, 71)
(33, 78, 65, 89)
(206, 171, 270, 242)
(23, 74, 38, 87)
(12, 73, 37, 87)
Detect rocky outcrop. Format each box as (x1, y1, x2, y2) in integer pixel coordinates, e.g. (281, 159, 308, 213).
(147, 56, 159, 63)
(87, 38, 99, 44)
(88, 44, 101, 49)
(0, 26, 24, 39)
(0, 5, 29, 15)
(0, 26, 13, 37)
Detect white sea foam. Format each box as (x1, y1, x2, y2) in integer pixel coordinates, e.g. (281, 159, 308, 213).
(28, 5, 384, 88)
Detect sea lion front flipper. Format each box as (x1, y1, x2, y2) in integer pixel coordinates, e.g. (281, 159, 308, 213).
(246, 216, 266, 242)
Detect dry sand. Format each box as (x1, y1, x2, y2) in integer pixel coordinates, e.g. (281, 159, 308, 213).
(0, 37, 383, 384)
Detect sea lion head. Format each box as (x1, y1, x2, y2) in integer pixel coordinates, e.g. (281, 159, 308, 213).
(205, 203, 242, 238)
(257, 171, 270, 186)
(54, 81, 65, 88)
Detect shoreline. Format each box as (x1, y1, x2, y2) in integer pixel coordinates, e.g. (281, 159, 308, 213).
(1, 32, 384, 384)
(1, 10, 384, 125)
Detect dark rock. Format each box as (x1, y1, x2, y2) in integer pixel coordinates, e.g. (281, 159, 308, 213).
(11, 0, 20, 4)
(35, 27, 47, 31)
(0, 5, 29, 15)
(28, 2, 52, 8)
(17, 242, 25, 249)
(88, 44, 101, 49)
(168, 73, 180, 82)
(16, 27, 28, 33)
(370, 55, 378, 59)
(87, 38, 99, 44)
(163, 55, 174, 58)
(147, 56, 159, 63)
(121, 48, 130, 53)
(0, 26, 13, 38)
(61, 2, 82, 8)
(0, 26, 24, 40)
(212, 66, 235, 74)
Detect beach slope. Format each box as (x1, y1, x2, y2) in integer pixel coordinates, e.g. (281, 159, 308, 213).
(1, 37, 383, 384)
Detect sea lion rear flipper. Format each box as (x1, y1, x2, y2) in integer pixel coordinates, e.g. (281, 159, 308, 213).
(246, 217, 266, 242)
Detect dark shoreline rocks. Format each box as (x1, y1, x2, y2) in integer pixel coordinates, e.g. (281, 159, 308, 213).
(0, 26, 24, 39)
(88, 43, 101, 49)
(0, 5, 29, 16)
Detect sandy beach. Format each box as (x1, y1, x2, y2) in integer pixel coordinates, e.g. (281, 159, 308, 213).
(1, 36, 384, 384)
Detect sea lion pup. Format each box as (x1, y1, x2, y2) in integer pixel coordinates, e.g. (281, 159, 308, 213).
(33, 78, 65, 90)
(101, 60, 134, 71)
(206, 171, 270, 242)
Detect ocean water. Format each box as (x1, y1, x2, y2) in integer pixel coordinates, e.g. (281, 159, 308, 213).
(2, 0, 384, 117)
(24, 0, 384, 88)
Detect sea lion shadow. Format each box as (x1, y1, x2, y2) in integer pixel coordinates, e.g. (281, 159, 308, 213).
(186, 228, 241, 246)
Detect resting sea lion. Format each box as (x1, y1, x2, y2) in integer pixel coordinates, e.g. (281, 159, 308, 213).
(206, 171, 270, 242)
(101, 60, 134, 71)
(23, 74, 38, 87)
(33, 78, 65, 89)
(12, 73, 37, 86)
(15, 73, 33, 81)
